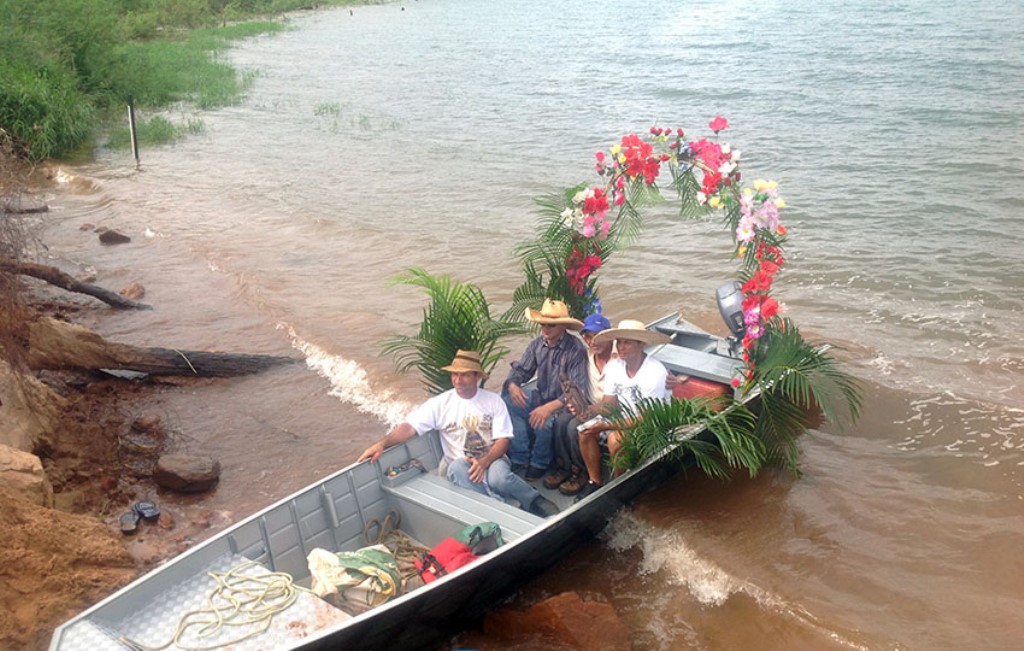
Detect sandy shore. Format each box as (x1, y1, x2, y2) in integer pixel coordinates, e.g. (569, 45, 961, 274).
(1, 241, 240, 651)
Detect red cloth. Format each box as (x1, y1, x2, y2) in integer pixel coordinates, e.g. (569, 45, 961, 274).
(416, 537, 479, 584)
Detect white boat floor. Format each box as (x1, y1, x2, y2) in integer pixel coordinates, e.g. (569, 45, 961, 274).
(60, 554, 350, 651)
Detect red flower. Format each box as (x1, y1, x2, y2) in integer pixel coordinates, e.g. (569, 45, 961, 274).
(761, 297, 779, 319)
(709, 116, 729, 133)
(741, 270, 773, 294)
(689, 138, 727, 170)
(701, 171, 723, 195)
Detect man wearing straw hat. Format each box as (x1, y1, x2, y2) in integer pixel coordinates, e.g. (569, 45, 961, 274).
(571, 319, 672, 501)
(502, 299, 589, 481)
(359, 350, 559, 517)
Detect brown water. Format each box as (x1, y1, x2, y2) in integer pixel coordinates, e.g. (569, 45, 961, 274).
(32, 0, 1024, 648)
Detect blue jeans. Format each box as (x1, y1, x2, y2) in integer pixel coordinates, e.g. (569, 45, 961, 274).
(446, 456, 539, 509)
(503, 388, 557, 471)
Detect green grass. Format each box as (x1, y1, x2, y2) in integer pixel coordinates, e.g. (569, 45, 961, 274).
(106, 115, 206, 150)
(0, 0, 372, 161)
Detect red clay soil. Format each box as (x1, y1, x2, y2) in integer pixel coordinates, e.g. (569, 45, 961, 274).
(0, 491, 137, 651)
(0, 307, 164, 650)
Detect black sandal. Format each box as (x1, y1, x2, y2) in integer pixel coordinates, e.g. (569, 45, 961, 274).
(119, 510, 140, 535)
(132, 501, 160, 520)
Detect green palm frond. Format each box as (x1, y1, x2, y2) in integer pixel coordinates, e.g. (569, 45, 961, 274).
(669, 164, 710, 219)
(619, 396, 762, 479)
(380, 268, 531, 396)
(753, 318, 863, 426)
(623, 176, 665, 209)
(502, 262, 547, 324)
(746, 318, 863, 470)
(603, 197, 646, 253)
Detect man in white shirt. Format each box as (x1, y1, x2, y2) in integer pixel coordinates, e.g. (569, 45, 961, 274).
(358, 350, 559, 517)
(573, 320, 671, 501)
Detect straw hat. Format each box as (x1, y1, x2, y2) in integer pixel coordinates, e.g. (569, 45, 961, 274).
(592, 319, 670, 347)
(440, 349, 488, 379)
(524, 299, 584, 330)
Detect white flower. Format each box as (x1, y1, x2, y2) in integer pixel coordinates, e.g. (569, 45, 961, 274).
(719, 161, 737, 176)
(731, 149, 741, 161)
(573, 188, 594, 204)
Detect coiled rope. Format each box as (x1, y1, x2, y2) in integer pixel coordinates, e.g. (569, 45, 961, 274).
(118, 561, 310, 651)
(362, 509, 429, 585)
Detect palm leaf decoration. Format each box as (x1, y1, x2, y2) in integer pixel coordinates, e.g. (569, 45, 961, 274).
(380, 268, 531, 396)
(617, 396, 762, 479)
(746, 317, 863, 470)
(508, 181, 649, 315)
(669, 163, 710, 219)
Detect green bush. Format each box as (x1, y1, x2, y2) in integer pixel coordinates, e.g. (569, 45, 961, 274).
(0, 60, 95, 160)
(0, 0, 358, 160)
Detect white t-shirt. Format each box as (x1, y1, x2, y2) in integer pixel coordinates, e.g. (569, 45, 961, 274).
(603, 354, 671, 412)
(405, 387, 513, 464)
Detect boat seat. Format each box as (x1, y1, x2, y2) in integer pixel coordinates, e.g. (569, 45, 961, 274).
(383, 472, 542, 542)
(651, 342, 744, 384)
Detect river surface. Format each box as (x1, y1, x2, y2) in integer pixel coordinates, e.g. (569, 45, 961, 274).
(36, 0, 1024, 649)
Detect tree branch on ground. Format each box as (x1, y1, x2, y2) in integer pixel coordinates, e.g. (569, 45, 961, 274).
(0, 258, 152, 310)
(28, 317, 299, 377)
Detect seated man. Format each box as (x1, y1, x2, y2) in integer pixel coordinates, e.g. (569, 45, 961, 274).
(502, 299, 589, 480)
(573, 320, 672, 501)
(545, 312, 615, 495)
(358, 350, 559, 518)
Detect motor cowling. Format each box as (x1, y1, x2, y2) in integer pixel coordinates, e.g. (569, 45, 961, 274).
(716, 280, 746, 339)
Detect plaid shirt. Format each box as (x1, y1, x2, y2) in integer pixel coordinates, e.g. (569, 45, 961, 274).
(504, 332, 589, 406)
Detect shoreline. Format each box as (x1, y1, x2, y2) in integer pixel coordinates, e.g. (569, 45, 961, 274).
(0, 193, 268, 650)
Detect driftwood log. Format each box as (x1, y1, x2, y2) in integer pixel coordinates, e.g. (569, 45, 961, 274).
(28, 317, 299, 377)
(0, 258, 151, 309)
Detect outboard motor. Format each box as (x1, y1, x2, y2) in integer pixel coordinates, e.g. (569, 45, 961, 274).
(716, 280, 745, 355)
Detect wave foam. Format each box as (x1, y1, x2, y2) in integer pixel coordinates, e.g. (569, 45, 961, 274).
(279, 323, 413, 427)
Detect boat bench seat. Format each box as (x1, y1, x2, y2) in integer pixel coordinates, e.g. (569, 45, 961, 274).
(653, 343, 744, 384)
(383, 472, 542, 542)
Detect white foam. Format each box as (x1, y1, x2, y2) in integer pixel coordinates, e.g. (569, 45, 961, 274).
(279, 323, 413, 427)
(604, 510, 739, 606)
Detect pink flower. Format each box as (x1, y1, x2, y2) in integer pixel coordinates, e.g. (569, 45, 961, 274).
(709, 116, 729, 133)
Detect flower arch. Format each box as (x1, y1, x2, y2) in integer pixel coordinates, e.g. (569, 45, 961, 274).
(387, 117, 860, 474)
(510, 117, 789, 392)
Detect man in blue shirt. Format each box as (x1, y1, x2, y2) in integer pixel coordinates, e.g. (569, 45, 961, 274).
(502, 299, 589, 480)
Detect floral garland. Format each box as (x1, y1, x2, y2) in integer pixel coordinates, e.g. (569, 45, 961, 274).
(556, 117, 788, 392)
